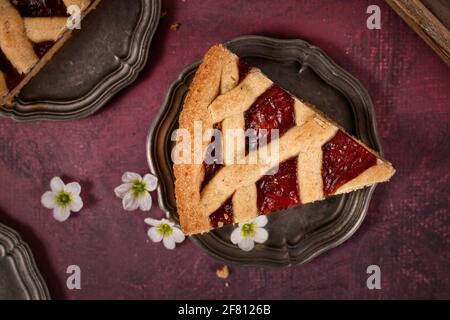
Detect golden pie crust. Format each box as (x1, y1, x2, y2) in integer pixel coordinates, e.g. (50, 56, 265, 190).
(174, 45, 395, 235)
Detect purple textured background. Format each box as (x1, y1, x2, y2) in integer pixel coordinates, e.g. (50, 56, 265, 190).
(0, 0, 449, 300)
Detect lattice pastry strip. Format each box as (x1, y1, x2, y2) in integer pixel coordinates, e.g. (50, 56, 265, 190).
(24, 17, 68, 43)
(174, 45, 395, 235)
(0, 0, 39, 75)
(228, 96, 317, 221)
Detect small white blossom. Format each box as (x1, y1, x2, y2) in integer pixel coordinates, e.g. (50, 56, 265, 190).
(144, 218, 185, 250)
(230, 216, 269, 251)
(114, 172, 158, 211)
(41, 177, 83, 222)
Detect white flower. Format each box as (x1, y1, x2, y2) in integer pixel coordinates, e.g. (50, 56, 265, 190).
(114, 172, 158, 211)
(41, 177, 83, 222)
(144, 218, 185, 250)
(230, 216, 269, 251)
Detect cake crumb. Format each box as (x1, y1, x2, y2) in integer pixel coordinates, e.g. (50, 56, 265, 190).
(216, 265, 230, 279)
(170, 23, 180, 31)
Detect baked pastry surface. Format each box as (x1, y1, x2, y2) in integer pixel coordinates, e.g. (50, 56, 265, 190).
(0, 0, 100, 105)
(174, 44, 395, 235)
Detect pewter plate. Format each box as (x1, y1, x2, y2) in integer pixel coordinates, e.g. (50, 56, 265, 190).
(0, 223, 50, 300)
(0, 0, 161, 121)
(147, 36, 383, 267)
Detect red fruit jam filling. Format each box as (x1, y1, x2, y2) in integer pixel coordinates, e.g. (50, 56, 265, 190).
(256, 157, 300, 215)
(209, 197, 234, 228)
(238, 60, 250, 82)
(244, 85, 295, 150)
(13, 0, 68, 17)
(202, 161, 223, 191)
(201, 124, 223, 191)
(322, 130, 377, 196)
(33, 42, 55, 58)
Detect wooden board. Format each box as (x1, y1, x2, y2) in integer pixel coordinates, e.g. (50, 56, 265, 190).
(385, 0, 450, 66)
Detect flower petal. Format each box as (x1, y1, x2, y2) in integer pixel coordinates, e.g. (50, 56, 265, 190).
(147, 227, 163, 243)
(138, 192, 152, 211)
(122, 191, 139, 211)
(172, 227, 185, 243)
(64, 182, 81, 196)
(163, 236, 176, 250)
(114, 183, 132, 198)
(230, 227, 243, 244)
(238, 238, 255, 252)
(254, 215, 268, 228)
(144, 217, 162, 227)
(70, 195, 83, 213)
(162, 219, 175, 227)
(122, 172, 142, 183)
(50, 176, 65, 192)
(143, 174, 158, 191)
(41, 191, 56, 209)
(53, 206, 71, 222)
(254, 228, 269, 243)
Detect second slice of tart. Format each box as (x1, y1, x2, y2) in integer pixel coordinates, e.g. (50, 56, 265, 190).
(174, 44, 395, 235)
(0, 0, 101, 105)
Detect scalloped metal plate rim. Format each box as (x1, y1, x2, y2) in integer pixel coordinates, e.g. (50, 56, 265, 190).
(0, 223, 51, 300)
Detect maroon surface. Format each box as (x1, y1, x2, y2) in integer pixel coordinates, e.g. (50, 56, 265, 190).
(0, 0, 449, 300)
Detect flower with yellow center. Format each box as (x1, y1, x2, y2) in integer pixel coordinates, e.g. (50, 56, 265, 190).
(41, 177, 83, 222)
(114, 172, 158, 211)
(144, 218, 185, 250)
(230, 216, 269, 251)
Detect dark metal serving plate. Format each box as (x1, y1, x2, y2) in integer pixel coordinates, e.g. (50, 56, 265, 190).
(147, 36, 383, 267)
(0, 0, 161, 121)
(0, 223, 50, 300)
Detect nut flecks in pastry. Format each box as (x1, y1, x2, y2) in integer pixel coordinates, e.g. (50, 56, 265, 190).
(256, 157, 300, 215)
(322, 130, 377, 196)
(209, 197, 234, 228)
